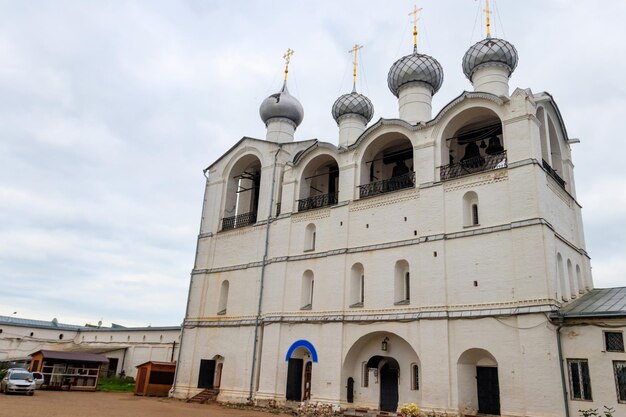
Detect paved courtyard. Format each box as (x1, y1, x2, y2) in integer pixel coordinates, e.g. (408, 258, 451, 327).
(0, 391, 293, 417)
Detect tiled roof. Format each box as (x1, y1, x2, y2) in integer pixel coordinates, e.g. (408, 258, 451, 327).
(556, 287, 626, 318)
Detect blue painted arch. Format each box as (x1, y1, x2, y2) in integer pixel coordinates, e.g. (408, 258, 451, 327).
(285, 339, 318, 363)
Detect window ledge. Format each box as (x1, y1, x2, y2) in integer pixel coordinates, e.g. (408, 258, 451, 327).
(217, 309, 227, 316)
(349, 302, 364, 308)
(300, 304, 312, 311)
(394, 299, 410, 306)
(463, 224, 481, 229)
(303, 248, 315, 253)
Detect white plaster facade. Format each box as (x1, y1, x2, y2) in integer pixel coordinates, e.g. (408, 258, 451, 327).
(171, 36, 624, 417)
(0, 317, 181, 378)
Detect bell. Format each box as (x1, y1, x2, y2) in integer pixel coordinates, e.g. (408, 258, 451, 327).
(461, 142, 485, 168)
(480, 139, 487, 149)
(486, 135, 504, 155)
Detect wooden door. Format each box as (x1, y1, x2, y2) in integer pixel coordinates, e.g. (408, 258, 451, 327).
(477, 366, 500, 415)
(286, 358, 303, 401)
(214, 363, 222, 388)
(136, 367, 147, 395)
(303, 361, 312, 400)
(379, 363, 398, 412)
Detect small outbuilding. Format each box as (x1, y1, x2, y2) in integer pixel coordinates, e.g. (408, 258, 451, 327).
(134, 361, 176, 397)
(29, 349, 108, 391)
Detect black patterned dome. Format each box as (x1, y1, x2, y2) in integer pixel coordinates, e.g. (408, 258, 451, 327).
(387, 52, 444, 97)
(259, 82, 304, 127)
(332, 90, 374, 124)
(462, 37, 518, 80)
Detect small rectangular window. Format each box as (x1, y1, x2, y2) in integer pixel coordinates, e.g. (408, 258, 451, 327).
(614, 361, 626, 403)
(606, 332, 625, 352)
(568, 359, 592, 401)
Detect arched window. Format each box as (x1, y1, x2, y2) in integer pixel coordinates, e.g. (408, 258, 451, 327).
(463, 191, 480, 227)
(350, 263, 365, 307)
(576, 264, 585, 293)
(301, 270, 314, 310)
(304, 223, 316, 252)
(567, 259, 577, 298)
(218, 280, 229, 315)
(394, 260, 410, 304)
(411, 363, 419, 390)
(557, 253, 569, 302)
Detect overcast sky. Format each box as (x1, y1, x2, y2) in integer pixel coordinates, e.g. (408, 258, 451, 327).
(1, 1, 625, 327)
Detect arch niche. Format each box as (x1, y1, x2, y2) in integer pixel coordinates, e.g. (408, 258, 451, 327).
(440, 107, 505, 181)
(457, 348, 500, 416)
(341, 331, 420, 411)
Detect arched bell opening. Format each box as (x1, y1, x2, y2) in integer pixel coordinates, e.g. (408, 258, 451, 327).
(358, 134, 415, 199)
(222, 154, 262, 230)
(440, 108, 506, 181)
(457, 348, 500, 416)
(297, 154, 339, 212)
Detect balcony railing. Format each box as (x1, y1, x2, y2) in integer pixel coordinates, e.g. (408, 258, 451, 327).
(542, 159, 566, 188)
(358, 172, 415, 199)
(221, 211, 257, 230)
(440, 151, 507, 181)
(297, 192, 338, 212)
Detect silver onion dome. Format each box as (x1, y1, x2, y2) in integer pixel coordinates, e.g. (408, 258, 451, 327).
(259, 82, 304, 127)
(332, 89, 374, 124)
(387, 52, 444, 97)
(462, 37, 518, 80)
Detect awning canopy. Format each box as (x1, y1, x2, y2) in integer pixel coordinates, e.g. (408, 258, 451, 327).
(32, 350, 109, 363)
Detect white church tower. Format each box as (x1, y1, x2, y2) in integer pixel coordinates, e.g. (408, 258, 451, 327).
(172, 6, 604, 416)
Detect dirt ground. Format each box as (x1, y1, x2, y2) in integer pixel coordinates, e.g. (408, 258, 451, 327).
(0, 390, 293, 417)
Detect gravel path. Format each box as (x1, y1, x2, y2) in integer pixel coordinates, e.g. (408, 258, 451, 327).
(0, 390, 293, 417)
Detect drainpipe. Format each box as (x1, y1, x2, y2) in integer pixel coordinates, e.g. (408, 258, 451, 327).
(556, 315, 570, 417)
(248, 145, 283, 402)
(171, 170, 211, 396)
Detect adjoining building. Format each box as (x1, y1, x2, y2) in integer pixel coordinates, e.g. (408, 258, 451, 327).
(0, 315, 181, 378)
(169, 9, 622, 417)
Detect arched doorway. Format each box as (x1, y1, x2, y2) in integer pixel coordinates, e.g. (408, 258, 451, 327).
(341, 332, 420, 411)
(285, 340, 318, 402)
(367, 356, 400, 412)
(458, 348, 500, 415)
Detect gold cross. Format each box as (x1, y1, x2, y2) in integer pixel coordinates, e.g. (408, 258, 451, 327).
(283, 48, 294, 81)
(408, 5, 423, 50)
(484, 0, 492, 37)
(348, 44, 363, 88)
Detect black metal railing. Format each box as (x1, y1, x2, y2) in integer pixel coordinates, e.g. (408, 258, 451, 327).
(542, 159, 566, 188)
(221, 211, 257, 230)
(297, 192, 338, 212)
(358, 172, 415, 199)
(440, 151, 507, 181)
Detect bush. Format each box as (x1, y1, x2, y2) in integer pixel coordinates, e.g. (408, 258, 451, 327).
(98, 375, 135, 392)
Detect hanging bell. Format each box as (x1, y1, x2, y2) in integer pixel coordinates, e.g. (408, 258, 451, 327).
(485, 135, 504, 155)
(480, 139, 487, 149)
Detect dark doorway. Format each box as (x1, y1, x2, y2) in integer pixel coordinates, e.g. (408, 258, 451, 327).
(379, 361, 399, 412)
(347, 377, 354, 403)
(198, 359, 216, 389)
(303, 361, 312, 400)
(477, 366, 500, 415)
(107, 358, 119, 377)
(286, 358, 304, 401)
